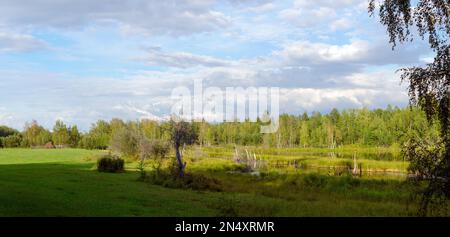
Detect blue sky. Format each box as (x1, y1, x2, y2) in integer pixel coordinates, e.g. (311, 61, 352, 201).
(0, 0, 431, 131)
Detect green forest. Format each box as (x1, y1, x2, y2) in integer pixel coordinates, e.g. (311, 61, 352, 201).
(0, 106, 439, 150)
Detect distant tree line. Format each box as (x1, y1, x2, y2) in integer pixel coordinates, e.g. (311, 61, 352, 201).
(0, 120, 80, 149)
(0, 106, 439, 149)
(197, 106, 438, 148)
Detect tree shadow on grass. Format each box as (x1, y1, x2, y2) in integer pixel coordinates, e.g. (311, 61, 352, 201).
(0, 162, 217, 217)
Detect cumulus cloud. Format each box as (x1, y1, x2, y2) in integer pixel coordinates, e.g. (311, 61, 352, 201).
(0, 107, 15, 128)
(0, 0, 230, 36)
(0, 31, 46, 53)
(293, 0, 359, 8)
(280, 7, 336, 27)
(274, 39, 426, 66)
(245, 2, 276, 13)
(279, 0, 364, 30)
(213, 39, 425, 89)
(281, 86, 409, 114)
(137, 47, 231, 68)
(330, 18, 353, 31)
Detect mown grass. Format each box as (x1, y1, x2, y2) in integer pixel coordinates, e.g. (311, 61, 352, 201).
(0, 149, 218, 216)
(0, 148, 446, 216)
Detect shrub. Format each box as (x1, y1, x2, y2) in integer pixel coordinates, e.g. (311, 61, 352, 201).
(135, 138, 170, 180)
(0, 125, 19, 137)
(111, 128, 140, 158)
(141, 139, 170, 173)
(97, 154, 125, 173)
(0, 134, 23, 148)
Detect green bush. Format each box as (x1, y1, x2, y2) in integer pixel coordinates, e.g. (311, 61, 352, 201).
(111, 128, 140, 158)
(0, 134, 23, 148)
(97, 154, 125, 173)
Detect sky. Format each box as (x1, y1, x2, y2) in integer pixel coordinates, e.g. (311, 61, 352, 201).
(0, 0, 432, 131)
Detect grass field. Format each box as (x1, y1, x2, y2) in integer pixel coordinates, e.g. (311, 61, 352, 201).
(0, 148, 440, 216)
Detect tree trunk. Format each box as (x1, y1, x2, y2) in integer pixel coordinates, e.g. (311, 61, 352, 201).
(175, 143, 186, 177)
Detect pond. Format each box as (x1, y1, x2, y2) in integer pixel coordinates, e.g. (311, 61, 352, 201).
(230, 151, 408, 178)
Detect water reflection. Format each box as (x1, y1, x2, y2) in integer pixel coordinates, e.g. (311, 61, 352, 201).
(294, 152, 401, 161)
(234, 154, 407, 178)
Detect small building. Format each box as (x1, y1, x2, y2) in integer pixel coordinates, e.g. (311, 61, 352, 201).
(43, 142, 55, 149)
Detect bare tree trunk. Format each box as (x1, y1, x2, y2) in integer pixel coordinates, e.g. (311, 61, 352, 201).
(175, 144, 186, 177)
(352, 152, 358, 176)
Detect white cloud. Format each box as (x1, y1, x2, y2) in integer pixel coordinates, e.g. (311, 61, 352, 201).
(275, 40, 369, 63)
(0, 0, 230, 36)
(137, 47, 231, 68)
(0, 108, 15, 127)
(330, 17, 353, 31)
(245, 2, 276, 13)
(274, 39, 426, 67)
(279, 0, 364, 30)
(293, 0, 360, 8)
(113, 103, 166, 121)
(279, 7, 336, 27)
(282, 86, 408, 113)
(0, 31, 46, 53)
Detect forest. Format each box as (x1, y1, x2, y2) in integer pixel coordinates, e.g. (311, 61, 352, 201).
(0, 106, 438, 150)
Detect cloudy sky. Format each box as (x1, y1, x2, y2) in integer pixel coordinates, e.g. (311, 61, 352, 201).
(0, 0, 431, 131)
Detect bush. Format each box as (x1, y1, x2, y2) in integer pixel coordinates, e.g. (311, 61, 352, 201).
(140, 138, 170, 173)
(111, 128, 140, 158)
(97, 154, 125, 173)
(0, 125, 19, 137)
(0, 134, 23, 148)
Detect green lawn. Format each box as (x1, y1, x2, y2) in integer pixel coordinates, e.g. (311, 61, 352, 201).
(0, 149, 220, 216)
(0, 148, 434, 216)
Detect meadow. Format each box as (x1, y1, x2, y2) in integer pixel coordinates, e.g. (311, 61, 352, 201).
(0, 146, 437, 217)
